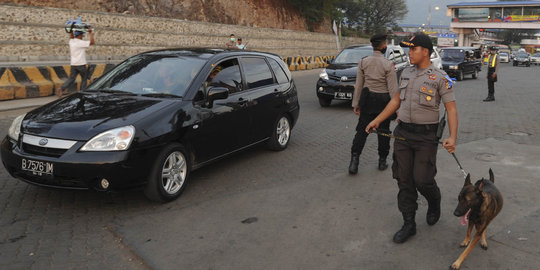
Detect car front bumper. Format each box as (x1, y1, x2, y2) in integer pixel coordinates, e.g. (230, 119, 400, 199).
(316, 79, 355, 100)
(1, 136, 159, 191)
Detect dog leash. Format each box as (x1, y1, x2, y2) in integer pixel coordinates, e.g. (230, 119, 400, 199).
(369, 129, 468, 178)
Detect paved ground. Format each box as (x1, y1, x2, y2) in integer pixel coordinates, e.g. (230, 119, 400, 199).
(0, 63, 539, 270)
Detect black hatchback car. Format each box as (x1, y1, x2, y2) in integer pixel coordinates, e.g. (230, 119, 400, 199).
(1, 48, 300, 202)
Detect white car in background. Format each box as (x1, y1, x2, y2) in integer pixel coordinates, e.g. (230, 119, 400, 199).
(530, 52, 540, 65)
(431, 47, 443, 69)
(499, 52, 510, 63)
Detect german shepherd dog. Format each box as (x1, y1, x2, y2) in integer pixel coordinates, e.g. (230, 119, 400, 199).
(450, 169, 503, 270)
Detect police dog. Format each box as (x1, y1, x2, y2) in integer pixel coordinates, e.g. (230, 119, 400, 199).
(450, 169, 503, 270)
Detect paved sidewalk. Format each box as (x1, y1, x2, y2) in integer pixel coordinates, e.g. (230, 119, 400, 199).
(0, 96, 58, 112)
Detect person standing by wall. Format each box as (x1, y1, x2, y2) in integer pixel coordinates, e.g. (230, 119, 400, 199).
(484, 46, 499, 102)
(348, 34, 398, 174)
(366, 33, 458, 244)
(236, 37, 246, 50)
(57, 27, 95, 96)
(225, 34, 237, 48)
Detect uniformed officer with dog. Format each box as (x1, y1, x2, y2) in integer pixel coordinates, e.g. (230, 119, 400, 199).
(366, 33, 458, 243)
(348, 34, 398, 174)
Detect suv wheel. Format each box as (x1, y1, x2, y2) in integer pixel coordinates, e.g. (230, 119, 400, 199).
(267, 115, 291, 151)
(318, 97, 332, 107)
(472, 69, 478, 79)
(456, 70, 463, 81)
(144, 143, 190, 202)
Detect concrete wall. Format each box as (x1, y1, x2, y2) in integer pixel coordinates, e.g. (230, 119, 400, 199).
(0, 4, 367, 62)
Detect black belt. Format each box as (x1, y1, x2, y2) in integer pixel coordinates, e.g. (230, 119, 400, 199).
(398, 122, 438, 133)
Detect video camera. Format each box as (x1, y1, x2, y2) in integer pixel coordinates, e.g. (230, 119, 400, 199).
(65, 17, 92, 34)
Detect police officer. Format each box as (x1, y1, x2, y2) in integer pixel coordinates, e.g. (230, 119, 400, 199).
(348, 34, 398, 174)
(484, 46, 500, 102)
(366, 33, 458, 243)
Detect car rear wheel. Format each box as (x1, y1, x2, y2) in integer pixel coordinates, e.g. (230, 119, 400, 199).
(144, 143, 190, 202)
(472, 69, 478, 79)
(318, 97, 332, 107)
(267, 115, 291, 151)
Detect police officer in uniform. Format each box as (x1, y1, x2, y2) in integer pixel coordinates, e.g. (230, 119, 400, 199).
(484, 46, 500, 102)
(366, 33, 458, 243)
(349, 34, 398, 174)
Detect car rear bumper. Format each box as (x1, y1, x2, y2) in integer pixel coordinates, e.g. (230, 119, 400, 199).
(316, 79, 355, 100)
(1, 136, 158, 190)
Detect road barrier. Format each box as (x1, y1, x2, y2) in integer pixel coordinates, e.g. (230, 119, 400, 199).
(0, 56, 334, 101)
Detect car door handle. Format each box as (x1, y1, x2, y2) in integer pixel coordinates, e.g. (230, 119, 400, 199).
(238, 97, 248, 107)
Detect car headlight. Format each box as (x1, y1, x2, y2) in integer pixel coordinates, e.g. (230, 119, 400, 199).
(80, 125, 135, 151)
(319, 69, 329, 80)
(449, 65, 459, 70)
(8, 114, 26, 141)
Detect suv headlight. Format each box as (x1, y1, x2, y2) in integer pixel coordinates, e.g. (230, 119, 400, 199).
(449, 65, 459, 70)
(8, 114, 26, 141)
(80, 126, 135, 151)
(319, 69, 329, 80)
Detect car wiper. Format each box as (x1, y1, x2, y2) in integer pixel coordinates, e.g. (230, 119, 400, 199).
(94, 89, 137, 95)
(141, 93, 182, 98)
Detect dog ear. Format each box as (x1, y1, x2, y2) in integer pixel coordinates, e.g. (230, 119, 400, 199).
(489, 168, 494, 183)
(464, 174, 471, 186)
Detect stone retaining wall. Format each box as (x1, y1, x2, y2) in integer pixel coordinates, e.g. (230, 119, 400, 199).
(0, 4, 367, 62)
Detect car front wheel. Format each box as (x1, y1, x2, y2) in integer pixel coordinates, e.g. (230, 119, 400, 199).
(472, 69, 478, 79)
(267, 115, 291, 151)
(144, 143, 190, 202)
(456, 70, 463, 81)
(318, 97, 332, 107)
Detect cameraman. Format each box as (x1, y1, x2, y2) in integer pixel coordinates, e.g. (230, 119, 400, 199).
(57, 27, 95, 96)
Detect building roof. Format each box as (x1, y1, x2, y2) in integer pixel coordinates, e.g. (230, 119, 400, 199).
(448, 1, 540, 8)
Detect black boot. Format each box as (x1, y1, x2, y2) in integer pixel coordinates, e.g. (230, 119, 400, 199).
(426, 197, 441, 226)
(378, 157, 388, 171)
(393, 212, 416, 243)
(348, 153, 360, 174)
(483, 95, 494, 102)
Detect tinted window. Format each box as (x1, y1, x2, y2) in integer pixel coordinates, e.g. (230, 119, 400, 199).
(241, 57, 274, 89)
(268, 58, 289, 84)
(393, 50, 404, 63)
(208, 58, 243, 94)
(88, 54, 206, 97)
(334, 48, 372, 64)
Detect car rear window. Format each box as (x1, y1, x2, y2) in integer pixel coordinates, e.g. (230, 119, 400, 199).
(268, 58, 289, 84)
(334, 48, 372, 64)
(241, 57, 274, 89)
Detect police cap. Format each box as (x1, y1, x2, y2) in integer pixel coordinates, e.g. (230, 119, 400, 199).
(400, 33, 433, 53)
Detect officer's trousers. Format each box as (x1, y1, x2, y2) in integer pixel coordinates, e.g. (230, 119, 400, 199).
(487, 67, 496, 97)
(351, 113, 390, 158)
(392, 124, 441, 213)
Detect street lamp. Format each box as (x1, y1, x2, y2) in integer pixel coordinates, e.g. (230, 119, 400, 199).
(428, 4, 441, 31)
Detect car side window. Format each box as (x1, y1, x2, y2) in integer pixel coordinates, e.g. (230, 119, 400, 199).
(241, 57, 275, 89)
(207, 58, 243, 94)
(268, 58, 289, 84)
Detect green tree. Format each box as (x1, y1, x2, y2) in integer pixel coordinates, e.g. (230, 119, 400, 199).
(336, 0, 408, 35)
(288, 0, 338, 24)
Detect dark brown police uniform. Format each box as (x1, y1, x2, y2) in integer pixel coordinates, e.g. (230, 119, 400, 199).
(393, 64, 455, 213)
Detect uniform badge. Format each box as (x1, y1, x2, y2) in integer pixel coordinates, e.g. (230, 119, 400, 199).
(421, 86, 427, 92)
(426, 96, 432, 101)
(444, 75, 454, 89)
(429, 74, 437, 80)
(428, 89, 434, 94)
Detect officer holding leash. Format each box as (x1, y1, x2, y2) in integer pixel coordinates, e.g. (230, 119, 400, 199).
(365, 33, 458, 244)
(348, 34, 398, 174)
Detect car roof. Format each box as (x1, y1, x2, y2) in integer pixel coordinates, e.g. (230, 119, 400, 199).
(440, 46, 478, 50)
(136, 48, 282, 60)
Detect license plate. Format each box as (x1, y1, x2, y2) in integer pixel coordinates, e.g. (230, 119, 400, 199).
(21, 158, 54, 176)
(334, 92, 352, 100)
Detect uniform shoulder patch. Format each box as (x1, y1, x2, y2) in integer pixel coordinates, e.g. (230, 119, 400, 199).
(444, 75, 454, 89)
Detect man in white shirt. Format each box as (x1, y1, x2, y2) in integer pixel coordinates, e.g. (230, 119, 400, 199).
(57, 28, 95, 96)
(236, 38, 246, 50)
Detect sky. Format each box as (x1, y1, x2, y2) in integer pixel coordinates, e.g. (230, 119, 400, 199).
(400, 0, 479, 26)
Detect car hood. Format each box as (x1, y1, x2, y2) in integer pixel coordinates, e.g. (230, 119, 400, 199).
(21, 92, 179, 140)
(325, 63, 358, 77)
(442, 60, 462, 66)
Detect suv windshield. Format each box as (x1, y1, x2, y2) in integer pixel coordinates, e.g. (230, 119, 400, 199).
(334, 48, 372, 64)
(87, 52, 207, 97)
(533, 53, 540, 57)
(440, 49, 465, 61)
(516, 53, 528, 58)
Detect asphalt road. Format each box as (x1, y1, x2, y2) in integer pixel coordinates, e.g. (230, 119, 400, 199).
(1, 63, 539, 270)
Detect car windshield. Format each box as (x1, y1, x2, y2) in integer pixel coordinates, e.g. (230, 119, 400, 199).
(87, 52, 208, 97)
(334, 48, 372, 64)
(516, 53, 528, 58)
(440, 49, 464, 61)
(534, 53, 540, 57)
(499, 52, 508, 57)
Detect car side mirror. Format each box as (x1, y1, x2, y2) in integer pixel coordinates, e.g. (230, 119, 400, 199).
(206, 87, 229, 108)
